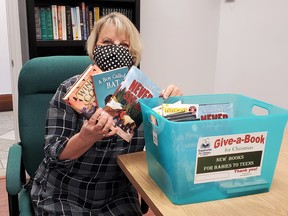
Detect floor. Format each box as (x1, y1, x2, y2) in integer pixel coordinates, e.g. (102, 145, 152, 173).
(0, 111, 15, 177)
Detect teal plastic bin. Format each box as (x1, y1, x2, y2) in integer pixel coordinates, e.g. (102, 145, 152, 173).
(138, 94, 288, 205)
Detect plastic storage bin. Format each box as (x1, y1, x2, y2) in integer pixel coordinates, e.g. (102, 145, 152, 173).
(138, 94, 288, 205)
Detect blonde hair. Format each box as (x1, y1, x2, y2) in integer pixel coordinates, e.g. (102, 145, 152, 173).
(86, 12, 142, 66)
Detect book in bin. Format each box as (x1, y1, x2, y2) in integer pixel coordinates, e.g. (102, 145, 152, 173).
(92, 67, 128, 109)
(62, 64, 102, 119)
(104, 66, 162, 142)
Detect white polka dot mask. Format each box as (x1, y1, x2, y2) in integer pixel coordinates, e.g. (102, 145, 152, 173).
(93, 45, 134, 71)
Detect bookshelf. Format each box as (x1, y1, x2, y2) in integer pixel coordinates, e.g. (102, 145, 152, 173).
(26, 0, 140, 59)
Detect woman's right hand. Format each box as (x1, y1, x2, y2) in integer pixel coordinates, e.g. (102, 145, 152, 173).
(79, 108, 117, 144)
(59, 108, 117, 160)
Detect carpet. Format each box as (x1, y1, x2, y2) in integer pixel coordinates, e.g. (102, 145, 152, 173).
(0, 177, 9, 216)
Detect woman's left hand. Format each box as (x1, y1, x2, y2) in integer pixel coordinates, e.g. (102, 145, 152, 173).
(160, 84, 183, 99)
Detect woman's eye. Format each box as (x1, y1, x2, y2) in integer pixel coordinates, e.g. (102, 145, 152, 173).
(103, 40, 113, 45)
(121, 43, 129, 48)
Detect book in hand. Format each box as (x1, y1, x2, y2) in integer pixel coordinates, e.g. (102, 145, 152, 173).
(104, 66, 162, 142)
(92, 66, 128, 109)
(62, 64, 102, 119)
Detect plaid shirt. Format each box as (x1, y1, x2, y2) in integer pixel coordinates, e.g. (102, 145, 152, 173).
(30, 75, 145, 215)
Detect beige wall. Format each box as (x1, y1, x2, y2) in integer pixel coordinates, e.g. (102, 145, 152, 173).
(216, 0, 288, 109)
(140, 0, 220, 95)
(0, 0, 11, 94)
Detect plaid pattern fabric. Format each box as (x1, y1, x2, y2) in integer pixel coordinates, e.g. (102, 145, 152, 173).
(30, 76, 144, 215)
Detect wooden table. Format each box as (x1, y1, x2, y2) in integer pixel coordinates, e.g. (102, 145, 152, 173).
(117, 131, 288, 216)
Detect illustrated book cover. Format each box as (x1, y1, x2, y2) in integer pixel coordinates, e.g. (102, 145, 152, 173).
(62, 64, 102, 119)
(104, 66, 162, 142)
(92, 66, 128, 109)
(198, 103, 234, 120)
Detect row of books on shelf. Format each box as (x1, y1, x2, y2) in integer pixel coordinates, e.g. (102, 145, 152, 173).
(34, 3, 133, 41)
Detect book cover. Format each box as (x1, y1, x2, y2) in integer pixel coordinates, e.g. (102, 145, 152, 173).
(161, 103, 199, 117)
(92, 66, 128, 108)
(104, 66, 162, 142)
(62, 64, 102, 119)
(198, 103, 234, 120)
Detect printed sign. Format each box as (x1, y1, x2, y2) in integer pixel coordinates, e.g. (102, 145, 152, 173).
(194, 132, 267, 184)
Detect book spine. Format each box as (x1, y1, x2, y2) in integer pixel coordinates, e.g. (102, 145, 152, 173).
(34, 7, 41, 40)
(66, 6, 72, 40)
(94, 7, 100, 24)
(61, 6, 67, 40)
(45, 7, 53, 40)
(81, 2, 87, 40)
(85, 5, 90, 37)
(39, 7, 47, 40)
(71, 7, 77, 40)
(57, 5, 62, 40)
(89, 10, 93, 33)
(51, 5, 58, 40)
(76, 6, 82, 40)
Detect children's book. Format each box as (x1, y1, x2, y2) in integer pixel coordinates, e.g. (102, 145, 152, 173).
(198, 103, 233, 120)
(62, 64, 102, 119)
(92, 67, 128, 109)
(104, 66, 162, 142)
(161, 103, 199, 117)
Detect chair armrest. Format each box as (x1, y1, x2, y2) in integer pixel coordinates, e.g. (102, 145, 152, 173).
(6, 143, 23, 195)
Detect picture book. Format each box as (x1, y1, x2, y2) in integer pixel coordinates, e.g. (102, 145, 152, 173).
(152, 101, 233, 122)
(104, 66, 162, 142)
(161, 103, 199, 117)
(198, 103, 234, 120)
(92, 66, 128, 108)
(62, 64, 102, 119)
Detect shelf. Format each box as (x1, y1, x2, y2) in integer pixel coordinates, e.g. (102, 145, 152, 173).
(36, 40, 86, 47)
(26, 0, 140, 59)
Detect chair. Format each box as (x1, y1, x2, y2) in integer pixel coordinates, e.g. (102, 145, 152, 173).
(6, 56, 92, 215)
(5, 55, 149, 215)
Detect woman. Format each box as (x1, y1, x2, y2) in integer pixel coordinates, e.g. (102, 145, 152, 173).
(30, 12, 182, 215)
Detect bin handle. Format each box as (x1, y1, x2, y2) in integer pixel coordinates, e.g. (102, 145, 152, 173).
(147, 110, 160, 127)
(251, 105, 269, 116)
(249, 99, 271, 116)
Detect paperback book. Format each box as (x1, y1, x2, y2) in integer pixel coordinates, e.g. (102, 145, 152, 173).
(104, 66, 162, 142)
(198, 103, 234, 120)
(62, 64, 102, 119)
(152, 102, 233, 122)
(92, 66, 128, 108)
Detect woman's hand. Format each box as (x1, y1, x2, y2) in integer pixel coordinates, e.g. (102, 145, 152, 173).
(79, 108, 117, 144)
(59, 108, 117, 160)
(160, 84, 183, 99)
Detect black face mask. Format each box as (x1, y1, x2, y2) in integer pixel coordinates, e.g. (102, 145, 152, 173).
(93, 44, 134, 71)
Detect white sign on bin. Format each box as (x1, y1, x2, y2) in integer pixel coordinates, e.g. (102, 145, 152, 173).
(194, 131, 267, 184)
